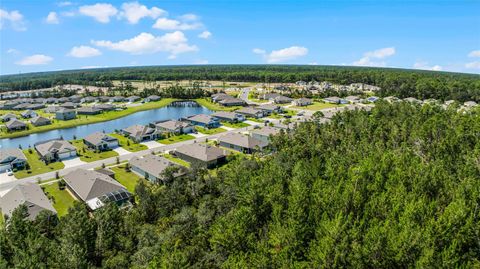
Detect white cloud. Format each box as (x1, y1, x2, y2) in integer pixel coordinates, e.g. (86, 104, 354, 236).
(180, 13, 199, 21)
(7, 48, 20, 54)
(120, 1, 165, 24)
(198, 31, 211, 39)
(58, 1, 73, 7)
(92, 31, 198, 58)
(68, 45, 101, 58)
(465, 61, 480, 69)
(468, 50, 480, 58)
(152, 17, 202, 30)
(353, 47, 396, 67)
(413, 61, 442, 71)
(46, 12, 60, 24)
(15, 54, 53, 65)
(0, 8, 27, 31)
(254, 46, 308, 63)
(79, 3, 118, 23)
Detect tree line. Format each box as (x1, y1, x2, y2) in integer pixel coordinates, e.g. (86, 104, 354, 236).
(1, 65, 479, 102)
(1, 101, 479, 268)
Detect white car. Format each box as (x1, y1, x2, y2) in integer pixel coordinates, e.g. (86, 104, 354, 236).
(6, 169, 13, 176)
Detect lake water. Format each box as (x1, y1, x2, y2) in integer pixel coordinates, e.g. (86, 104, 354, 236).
(0, 101, 212, 150)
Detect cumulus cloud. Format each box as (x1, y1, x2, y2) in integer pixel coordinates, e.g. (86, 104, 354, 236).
(79, 3, 118, 23)
(45, 12, 60, 24)
(120, 1, 166, 24)
(92, 31, 198, 58)
(180, 14, 199, 21)
(152, 17, 202, 30)
(254, 46, 308, 63)
(68, 45, 101, 58)
(0, 8, 27, 31)
(198, 31, 211, 39)
(465, 61, 480, 69)
(413, 61, 442, 71)
(15, 54, 53, 65)
(353, 47, 396, 67)
(7, 48, 20, 54)
(468, 50, 480, 58)
(58, 1, 73, 7)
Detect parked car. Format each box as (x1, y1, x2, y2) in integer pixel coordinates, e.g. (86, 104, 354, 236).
(6, 169, 13, 176)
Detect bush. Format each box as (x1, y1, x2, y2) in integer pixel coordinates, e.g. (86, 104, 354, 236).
(58, 180, 66, 190)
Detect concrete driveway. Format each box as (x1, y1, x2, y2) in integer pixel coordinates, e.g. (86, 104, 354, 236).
(140, 141, 163, 149)
(0, 172, 16, 185)
(113, 147, 130, 155)
(62, 157, 87, 168)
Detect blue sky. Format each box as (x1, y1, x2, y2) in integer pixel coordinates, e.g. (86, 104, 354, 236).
(1, 0, 479, 75)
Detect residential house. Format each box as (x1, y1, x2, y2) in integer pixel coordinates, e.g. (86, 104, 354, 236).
(1, 101, 20, 109)
(83, 132, 119, 151)
(126, 96, 141, 102)
(26, 104, 45, 110)
(35, 139, 77, 162)
(130, 154, 186, 183)
(5, 119, 27, 131)
(211, 111, 245, 123)
(12, 103, 31, 110)
(0, 183, 57, 221)
(292, 98, 313, 106)
(218, 133, 268, 154)
(110, 96, 125, 102)
(324, 96, 347, 104)
(68, 95, 82, 103)
(366, 96, 379, 103)
(93, 104, 116, 111)
(56, 108, 76, 120)
(0, 148, 27, 172)
(273, 95, 293, 104)
(250, 126, 281, 144)
(384, 96, 399, 103)
(218, 98, 246, 106)
(96, 168, 115, 178)
(21, 110, 37, 118)
(184, 114, 220, 128)
(44, 106, 61, 113)
(121, 124, 160, 142)
(211, 93, 232, 103)
(30, 116, 51, 127)
(154, 120, 194, 134)
(236, 107, 265, 118)
(45, 97, 58, 104)
(57, 97, 69, 103)
(63, 169, 132, 210)
(1, 113, 17, 122)
(60, 102, 79, 109)
(173, 143, 227, 168)
(345, 96, 361, 104)
(145, 95, 161, 102)
(98, 96, 111, 103)
(77, 106, 103, 115)
(261, 93, 281, 100)
(81, 96, 97, 103)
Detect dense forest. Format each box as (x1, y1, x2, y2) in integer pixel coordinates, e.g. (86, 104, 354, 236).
(1, 101, 479, 268)
(1, 65, 480, 102)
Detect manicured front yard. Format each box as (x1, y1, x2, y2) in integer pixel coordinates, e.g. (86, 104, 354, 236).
(246, 117, 266, 123)
(195, 126, 227, 135)
(268, 110, 297, 119)
(194, 98, 241, 111)
(42, 182, 76, 216)
(162, 154, 191, 167)
(14, 150, 65, 179)
(221, 121, 250, 128)
(110, 133, 147, 152)
(110, 165, 141, 193)
(71, 140, 118, 162)
(157, 134, 196, 145)
(292, 102, 341, 111)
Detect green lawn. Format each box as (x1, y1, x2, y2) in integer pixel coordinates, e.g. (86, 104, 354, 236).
(162, 154, 191, 167)
(268, 110, 297, 119)
(157, 134, 196, 145)
(71, 140, 118, 162)
(110, 165, 141, 193)
(194, 98, 241, 111)
(195, 126, 227, 135)
(110, 133, 148, 152)
(42, 182, 75, 216)
(0, 98, 178, 139)
(247, 92, 269, 103)
(246, 117, 265, 123)
(292, 102, 342, 111)
(221, 121, 250, 128)
(14, 150, 65, 179)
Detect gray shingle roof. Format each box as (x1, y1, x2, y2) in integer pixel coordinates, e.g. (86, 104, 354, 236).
(35, 140, 76, 157)
(84, 132, 117, 146)
(212, 111, 241, 120)
(186, 114, 216, 125)
(30, 116, 51, 126)
(130, 154, 185, 178)
(219, 133, 268, 149)
(251, 126, 281, 137)
(63, 169, 127, 201)
(123, 125, 157, 137)
(6, 119, 26, 129)
(0, 182, 57, 220)
(155, 120, 191, 131)
(0, 148, 26, 164)
(175, 143, 226, 162)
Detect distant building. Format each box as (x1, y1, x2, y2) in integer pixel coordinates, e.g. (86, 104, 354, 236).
(292, 98, 313, 107)
(1, 113, 17, 122)
(145, 95, 161, 102)
(250, 126, 281, 144)
(77, 106, 103, 115)
(273, 96, 293, 104)
(257, 104, 283, 114)
(30, 116, 51, 127)
(56, 108, 76, 120)
(173, 143, 227, 168)
(211, 111, 245, 123)
(236, 107, 265, 118)
(218, 133, 268, 154)
(218, 98, 246, 107)
(5, 119, 27, 131)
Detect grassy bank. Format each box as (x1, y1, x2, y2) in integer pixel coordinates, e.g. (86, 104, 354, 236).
(110, 133, 148, 152)
(195, 126, 227, 135)
(14, 150, 65, 179)
(157, 134, 196, 145)
(71, 140, 119, 162)
(162, 154, 191, 167)
(0, 98, 178, 139)
(43, 183, 75, 216)
(194, 98, 241, 111)
(221, 121, 250, 128)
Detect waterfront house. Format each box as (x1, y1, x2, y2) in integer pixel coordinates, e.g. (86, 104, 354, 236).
(126, 96, 141, 102)
(236, 107, 265, 118)
(121, 124, 160, 142)
(130, 154, 186, 183)
(60, 102, 79, 109)
(154, 120, 194, 134)
(81, 96, 97, 103)
(211, 93, 232, 103)
(83, 132, 119, 151)
(21, 110, 37, 119)
(211, 111, 245, 123)
(35, 139, 77, 162)
(145, 95, 161, 102)
(292, 98, 313, 107)
(77, 106, 103, 115)
(0, 183, 57, 221)
(56, 108, 76, 120)
(98, 96, 111, 103)
(30, 116, 51, 127)
(184, 114, 220, 128)
(257, 104, 283, 114)
(93, 104, 116, 111)
(63, 169, 132, 211)
(218, 97, 246, 106)
(1, 113, 17, 122)
(218, 133, 268, 154)
(0, 148, 27, 172)
(5, 119, 27, 131)
(173, 143, 227, 168)
(44, 106, 61, 113)
(250, 126, 281, 144)
(110, 96, 125, 102)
